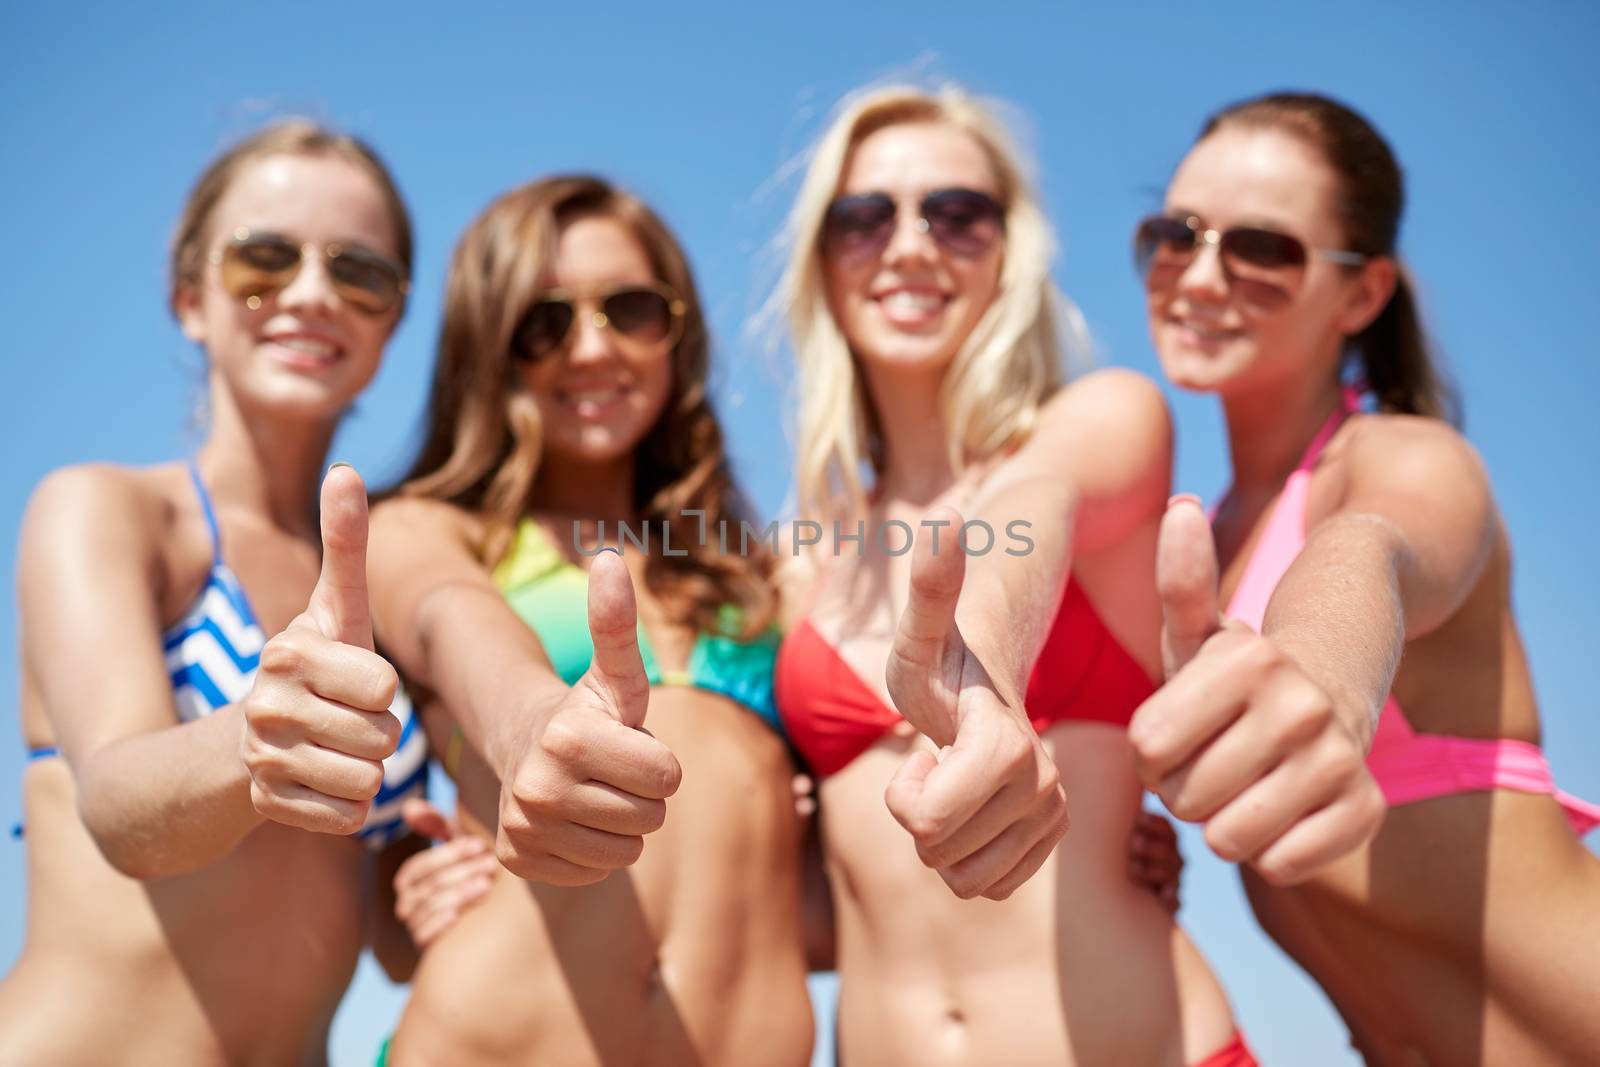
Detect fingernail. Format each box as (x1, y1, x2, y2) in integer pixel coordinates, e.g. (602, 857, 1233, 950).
(1168, 493, 1201, 509)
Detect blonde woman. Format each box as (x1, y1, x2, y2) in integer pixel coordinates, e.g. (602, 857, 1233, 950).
(771, 85, 1254, 1066)
(367, 176, 812, 1066)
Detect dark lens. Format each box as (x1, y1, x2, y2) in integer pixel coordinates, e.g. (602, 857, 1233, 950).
(922, 189, 1004, 256)
(327, 245, 404, 313)
(822, 194, 896, 260)
(513, 299, 576, 361)
(1221, 228, 1307, 271)
(220, 236, 301, 302)
(602, 287, 675, 344)
(1133, 216, 1198, 276)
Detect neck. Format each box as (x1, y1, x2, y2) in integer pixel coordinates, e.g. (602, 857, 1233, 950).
(1223, 370, 1346, 495)
(860, 361, 957, 505)
(197, 377, 338, 542)
(532, 451, 637, 524)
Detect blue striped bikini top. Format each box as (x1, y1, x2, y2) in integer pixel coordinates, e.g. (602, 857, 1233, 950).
(160, 462, 427, 849)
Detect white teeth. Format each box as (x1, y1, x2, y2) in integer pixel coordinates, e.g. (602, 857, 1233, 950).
(881, 291, 944, 313)
(275, 337, 337, 357)
(566, 388, 624, 404)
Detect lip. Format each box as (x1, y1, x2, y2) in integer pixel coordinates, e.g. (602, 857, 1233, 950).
(261, 330, 345, 370)
(1163, 306, 1245, 346)
(556, 382, 633, 419)
(870, 285, 953, 329)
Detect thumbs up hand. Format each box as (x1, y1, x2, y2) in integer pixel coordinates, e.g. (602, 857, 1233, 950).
(1128, 497, 1385, 886)
(883, 508, 1068, 901)
(494, 548, 682, 886)
(242, 463, 404, 835)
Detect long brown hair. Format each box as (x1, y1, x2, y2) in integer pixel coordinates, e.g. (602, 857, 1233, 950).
(1200, 92, 1460, 425)
(169, 119, 413, 315)
(396, 175, 776, 636)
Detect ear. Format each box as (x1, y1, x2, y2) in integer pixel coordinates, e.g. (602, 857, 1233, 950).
(173, 283, 208, 345)
(1337, 255, 1397, 336)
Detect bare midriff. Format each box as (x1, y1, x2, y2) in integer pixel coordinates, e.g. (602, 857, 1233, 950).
(821, 722, 1237, 1067)
(0, 749, 365, 1067)
(390, 686, 813, 1067)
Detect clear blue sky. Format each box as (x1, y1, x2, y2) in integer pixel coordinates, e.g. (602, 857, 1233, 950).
(3, 3, 1597, 1065)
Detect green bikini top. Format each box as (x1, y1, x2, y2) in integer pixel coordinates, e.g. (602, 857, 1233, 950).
(492, 518, 785, 737)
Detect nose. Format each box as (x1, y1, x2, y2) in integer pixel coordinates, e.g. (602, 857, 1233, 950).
(566, 303, 619, 366)
(276, 246, 339, 316)
(881, 201, 938, 267)
(1174, 236, 1228, 304)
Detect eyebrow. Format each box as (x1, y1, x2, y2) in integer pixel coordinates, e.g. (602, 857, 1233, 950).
(1164, 206, 1298, 232)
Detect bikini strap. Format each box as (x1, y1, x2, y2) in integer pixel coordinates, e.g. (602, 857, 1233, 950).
(1293, 384, 1365, 474)
(186, 461, 223, 565)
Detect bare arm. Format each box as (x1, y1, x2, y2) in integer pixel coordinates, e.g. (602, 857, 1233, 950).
(368, 498, 680, 886)
(883, 370, 1172, 899)
(1262, 418, 1495, 743)
(955, 368, 1171, 701)
(367, 498, 566, 777)
(1130, 417, 1489, 884)
(19, 467, 263, 878)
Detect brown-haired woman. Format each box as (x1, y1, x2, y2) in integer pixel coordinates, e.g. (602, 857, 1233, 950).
(366, 175, 812, 1066)
(1132, 90, 1600, 1064)
(0, 121, 429, 1063)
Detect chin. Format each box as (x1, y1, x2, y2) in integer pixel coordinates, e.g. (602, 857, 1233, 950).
(545, 424, 648, 467)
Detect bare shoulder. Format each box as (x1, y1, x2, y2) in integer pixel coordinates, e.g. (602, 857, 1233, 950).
(370, 495, 485, 549)
(21, 462, 177, 566)
(1338, 413, 1492, 509)
(1033, 368, 1173, 498)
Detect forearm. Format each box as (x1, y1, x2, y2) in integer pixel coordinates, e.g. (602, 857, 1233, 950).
(1261, 514, 1407, 748)
(411, 583, 568, 778)
(74, 705, 263, 878)
(955, 476, 1077, 703)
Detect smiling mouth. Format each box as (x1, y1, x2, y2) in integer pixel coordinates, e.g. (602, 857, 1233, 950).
(265, 335, 343, 368)
(558, 385, 631, 418)
(873, 288, 951, 326)
(1167, 316, 1243, 345)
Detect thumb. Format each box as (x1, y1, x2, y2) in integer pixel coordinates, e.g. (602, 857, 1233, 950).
(585, 548, 650, 729)
(309, 463, 374, 650)
(883, 748, 939, 829)
(401, 798, 452, 843)
(893, 506, 966, 671)
(1157, 495, 1222, 678)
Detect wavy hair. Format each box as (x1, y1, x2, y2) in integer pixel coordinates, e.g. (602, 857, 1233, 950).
(395, 175, 775, 635)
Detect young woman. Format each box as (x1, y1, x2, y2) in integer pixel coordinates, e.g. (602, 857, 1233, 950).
(0, 122, 428, 1064)
(366, 175, 813, 1066)
(1133, 90, 1600, 1065)
(770, 83, 1253, 1067)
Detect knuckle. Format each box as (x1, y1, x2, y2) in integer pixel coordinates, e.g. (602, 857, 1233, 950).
(1232, 635, 1281, 678)
(259, 633, 309, 678)
(539, 717, 585, 765)
(1204, 821, 1244, 862)
(1256, 855, 1305, 887)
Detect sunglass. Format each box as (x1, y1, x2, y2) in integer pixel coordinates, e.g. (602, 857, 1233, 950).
(1134, 214, 1366, 286)
(210, 228, 409, 315)
(512, 282, 687, 363)
(822, 187, 1005, 263)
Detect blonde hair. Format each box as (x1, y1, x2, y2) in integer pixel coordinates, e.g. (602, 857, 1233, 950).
(394, 175, 776, 636)
(778, 84, 1084, 519)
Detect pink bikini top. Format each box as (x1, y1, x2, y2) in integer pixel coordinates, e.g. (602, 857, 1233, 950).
(1222, 387, 1599, 836)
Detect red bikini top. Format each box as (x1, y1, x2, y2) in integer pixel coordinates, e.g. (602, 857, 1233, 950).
(775, 576, 1156, 777)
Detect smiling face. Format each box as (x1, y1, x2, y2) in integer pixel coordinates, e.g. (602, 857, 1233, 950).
(821, 121, 1005, 374)
(1148, 125, 1379, 398)
(175, 153, 402, 421)
(516, 214, 675, 466)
